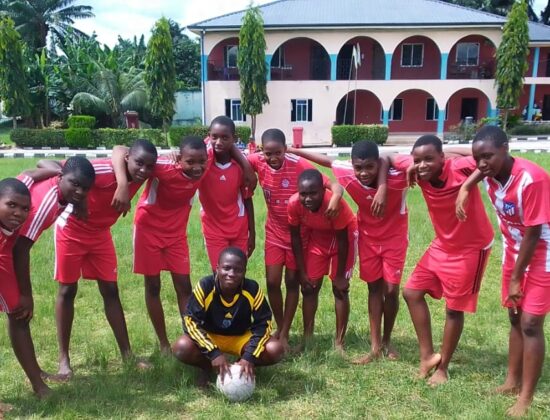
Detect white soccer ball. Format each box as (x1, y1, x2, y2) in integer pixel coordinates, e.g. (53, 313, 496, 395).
(216, 363, 255, 402)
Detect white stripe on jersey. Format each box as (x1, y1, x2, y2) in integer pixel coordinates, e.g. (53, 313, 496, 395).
(516, 172, 534, 223)
(0, 293, 8, 312)
(20, 175, 34, 188)
(56, 204, 73, 228)
(145, 178, 159, 205)
(541, 223, 550, 272)
(237, 191, 245, 217)
(285, 153, 300, 163)
(28, 187, 58, 240)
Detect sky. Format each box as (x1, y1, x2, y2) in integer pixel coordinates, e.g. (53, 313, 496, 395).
(75, 0, 548, 47)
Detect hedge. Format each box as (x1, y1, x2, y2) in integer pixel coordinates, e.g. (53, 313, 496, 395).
(93, 129, 167, 148)
(507, 123, 550, 136)
(66, 128, 93, 148)
(331, 125, 388, 146)
(10, 129, 66, 148)
(67, 115, 96, 129)
(168, 125, 252, 147)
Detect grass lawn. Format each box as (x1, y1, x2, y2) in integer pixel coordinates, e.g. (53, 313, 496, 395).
(0, 122, 12, 147)
(0, 153, 549, 419)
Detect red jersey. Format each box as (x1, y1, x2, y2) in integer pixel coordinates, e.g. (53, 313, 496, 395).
(57, 159, 143, 233)
(0, 226, 18, 257)
(393, 155, 493, 251)
(199, 160, 252, 239)
(135, 157, 206, 237)
(248, 152, 325, 248)
(287, 190, 356, 239)
(332, 161, 408, 245)
(484, 157, 550, 272)
(18, 175, 67, 242)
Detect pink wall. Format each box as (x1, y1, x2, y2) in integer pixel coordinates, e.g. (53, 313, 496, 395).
(444, 88, 489, 130)
(344, 90, 382, 124)
(447, 35, 495, 79)
(207, 37, 239, 80)
(271, 38, 330, 80)
(527, 47, 550, 77)
(392, 36, 441, 80)
(338, 37, 385, 80)
(388, 90, 438, 133)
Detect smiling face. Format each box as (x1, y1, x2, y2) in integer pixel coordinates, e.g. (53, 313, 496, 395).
(209, 123, 235, 157)
(412, 144, 445, 183)
(351, 156, 379, 187)
(262, 139, 286, 170)
(216, 252, 246, 296)
(472, 139, 509, 179)
(126, 148, 157, 183)
(0, 191, 30, 231)
(58, 171, 94, 205)
(179, 146, 208, 180)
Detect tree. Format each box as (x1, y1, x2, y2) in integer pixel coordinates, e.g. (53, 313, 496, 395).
(4, 0, 94, 52)
(168, 19, 200, 90)
(144, 17, 176, 135)
(237, 5, 269, 141)
(495, 0, 530, 130)
(0, 16, 31, 128)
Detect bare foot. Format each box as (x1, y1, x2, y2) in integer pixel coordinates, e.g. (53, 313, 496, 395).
(33, 384, 52, 399)
(418, 353, 441, 379)
(334, 342, 345, 355)
(279, 337, 290, 354)
(427, 368, 449, 387)
(135, 358, 152, 371)
(506, 398, 532, 418)
(160, 345, 172, 356)
(352, 350, 382, 365)
(56, 360, 74, 381)
(493, 382, 521, 396)
(383, 345, 399, 361)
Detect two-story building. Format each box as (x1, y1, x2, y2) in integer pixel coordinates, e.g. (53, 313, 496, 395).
(188, 0, 550, 145)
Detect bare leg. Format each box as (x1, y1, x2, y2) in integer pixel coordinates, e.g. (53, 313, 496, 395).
(382, 281, 400, 359)
(301, 279, 323, 347)
(265, 264, 284, 337)
(332, 279, 350, 352)
(507, 312, 546, 417)
(495, 309, 523, 395)
(55, 283, 78, 378)
(144, 275, 170, 352)
(171, 273, 192, 317)
(279, 267, 300, 350)
(354, 279, 383, 364)
(172, 334, 212, 387)
(97, 280, 132, 359)
(403, 288, 441, 378)
(253, 338, 284, 366)
(7, 315, 51, 398)
(428, 307, 464, 386)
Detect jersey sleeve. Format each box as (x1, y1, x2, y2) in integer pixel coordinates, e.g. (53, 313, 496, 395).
(451, 156, 477, 177)
(332, 201, 355, 230)
(183, 278, 222, 361)
(246, 152, 259, 172)
(287, 194, 301, 226)
(19, 190, 59, 242)
(391, 155, 413, 172)
(241, 282, 273, 363)
(331, 161, 355, 189)
(17, 174, 35, 190)
(521, 180, 550, 226)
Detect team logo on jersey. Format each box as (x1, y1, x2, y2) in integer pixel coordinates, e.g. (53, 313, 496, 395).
(220, 175, 227, 181)
(222, 318, 232, 328)
(503, 201, 516, 216)
(281, 179, 290, 188)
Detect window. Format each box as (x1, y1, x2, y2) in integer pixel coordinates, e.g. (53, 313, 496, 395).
(271, 46, 285, 68)
(225, 99, 245, 122)
(426, 98, 449, 121)
(291, 99, 312, 122)
(389, 99, 403, 121)
(401, 44, 423, 67)
(225, 45, 238, 68)
(456, 42, 479, 66)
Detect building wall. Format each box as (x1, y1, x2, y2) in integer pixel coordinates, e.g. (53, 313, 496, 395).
(391, 36, 441, 80)
(389, 90, 438, 132)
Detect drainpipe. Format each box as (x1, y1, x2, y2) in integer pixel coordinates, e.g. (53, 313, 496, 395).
(200, 30, 206, 125)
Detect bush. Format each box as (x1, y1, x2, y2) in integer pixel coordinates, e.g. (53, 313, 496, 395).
(66, 128, 93, 148)
(168, 125, 209, 147)
(93, 129, 167, 148)
(235, 126, 251, 143)
(10, 128, 66, 148)
(507, 123, 550, 136)
(331, 125, 388, 146)
(67, 115, 96, 129)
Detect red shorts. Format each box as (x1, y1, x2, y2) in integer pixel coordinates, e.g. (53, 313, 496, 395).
(359, 238, 408, 284)
(204, 234, 248, 271)
(0, 254, 19, 313)
(306, 229, 358, 281)
(264, 241, 297, 270)
(406, 243, 491, 313)
(133, 225, 190, 276)
(501, 251, 550, 315)
(54, 225, 117, 283)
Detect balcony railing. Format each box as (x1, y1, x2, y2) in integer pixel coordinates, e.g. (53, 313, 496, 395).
(448, 62, 494, 79)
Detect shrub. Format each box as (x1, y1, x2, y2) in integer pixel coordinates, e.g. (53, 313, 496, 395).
(331, 125, 388, 146)
(507, 123, 550, 136)
(10, 128, 66, 148)
(67, 115, 96, 129)
(235, 126, 251, 143)
(65, 128, 93, 148)
(168, 125, 209, 146)
(93, 129, 167, 148)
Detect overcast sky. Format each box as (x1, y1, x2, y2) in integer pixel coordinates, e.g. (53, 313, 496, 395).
(74, 0, 548, 47)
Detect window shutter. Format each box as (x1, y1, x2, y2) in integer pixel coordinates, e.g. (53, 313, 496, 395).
(307, 99, 313, 121)
(225, 99, 231, 118)
(291, 99, 296, 122)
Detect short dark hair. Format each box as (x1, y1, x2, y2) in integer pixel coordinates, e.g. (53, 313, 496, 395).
(179, 136, 207, 153)
(412, 135, 443, 154)
(351, 140, 379, 160)
(0, 178, 30, 199)
(298, 168, 324, 188)
(219, 246, 247, 264)
(129, 138, 158, 159)
(473, 125, 508, 147)
(210, 115, 236, 134)
(62, 156, 95, 182)
(261, 128, 286, 146)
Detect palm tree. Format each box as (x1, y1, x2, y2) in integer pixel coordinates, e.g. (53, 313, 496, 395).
(5, 0, 93, 51)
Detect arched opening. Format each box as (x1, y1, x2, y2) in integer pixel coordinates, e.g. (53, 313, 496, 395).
(335, 90, 382, 125)
(391, 36, 441, 80)
(389, 89, 439, 133)
(447, 35, 496, 79)
(445, 88, 491, 131)
(336, 37, 385, 80)
(207, 37, 240, 81)
(270, 38, 331, 81)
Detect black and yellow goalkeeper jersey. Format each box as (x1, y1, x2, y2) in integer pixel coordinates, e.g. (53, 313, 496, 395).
(183, 275, 272, 363)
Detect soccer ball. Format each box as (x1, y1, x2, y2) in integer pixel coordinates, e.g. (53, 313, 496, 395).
(216, 364, 255, 402)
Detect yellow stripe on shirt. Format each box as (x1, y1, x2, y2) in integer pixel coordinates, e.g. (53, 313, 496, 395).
(184, 316, 215, 351)
(253, 320, 272, 358)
